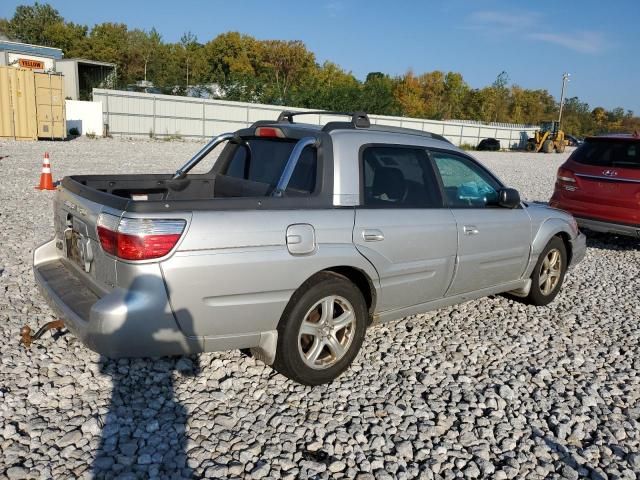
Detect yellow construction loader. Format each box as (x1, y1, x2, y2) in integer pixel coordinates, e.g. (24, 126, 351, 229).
(526, 121, 567, 153)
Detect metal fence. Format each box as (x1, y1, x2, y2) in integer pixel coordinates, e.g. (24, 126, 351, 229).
(93, 88, 538, 149)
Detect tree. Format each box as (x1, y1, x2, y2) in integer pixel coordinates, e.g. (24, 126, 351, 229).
(292, 61, 360, 111)
(260, 40, 315, 104)
(43, 21, 87, 57)
(6, 2, 62, 45)
(419, 71, 445, 118)
(442, 72, 468, 120)
(129, 28, 162, 83)
(360, 72, 400, 116)
(394, 71, 426, 117)
(591, 107, 607, 132)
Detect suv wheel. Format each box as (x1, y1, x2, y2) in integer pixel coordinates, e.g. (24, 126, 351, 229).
(273, 272, 367, 385)
(525, 237, 567, 306)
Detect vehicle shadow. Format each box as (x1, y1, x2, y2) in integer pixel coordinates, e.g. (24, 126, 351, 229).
(91, 275, 201, 479)
(583, 229, 639, 252)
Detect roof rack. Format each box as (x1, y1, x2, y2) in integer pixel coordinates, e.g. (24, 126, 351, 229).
(277, 110, 370, 129)
(266, 110, 452, 144)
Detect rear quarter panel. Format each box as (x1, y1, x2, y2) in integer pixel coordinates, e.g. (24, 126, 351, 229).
(160, 209, 379, 340)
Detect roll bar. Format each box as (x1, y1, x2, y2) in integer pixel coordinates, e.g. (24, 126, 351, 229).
(272, 137, 318, 197)
(172, 132, 237, 180)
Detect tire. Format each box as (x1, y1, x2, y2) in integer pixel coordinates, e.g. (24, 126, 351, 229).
(526, 141, 536, 152)
(556, 142, 566, 153)
(542, 140, 554, 153)
(273, 272, 367, 385)
(525, 236, 567, 306)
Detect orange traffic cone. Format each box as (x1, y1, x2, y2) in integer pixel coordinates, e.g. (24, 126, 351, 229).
(35, 152, 56, 191)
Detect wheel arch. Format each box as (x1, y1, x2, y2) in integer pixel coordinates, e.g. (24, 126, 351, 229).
(527, 218, 575, 276)
(294, 266, 377, 324)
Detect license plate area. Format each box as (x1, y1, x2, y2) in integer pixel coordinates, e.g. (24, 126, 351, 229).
(64, 217, 93, 272)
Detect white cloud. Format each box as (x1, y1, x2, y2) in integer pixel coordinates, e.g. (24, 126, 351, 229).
(325, 1, 344, 17)
(468, 10, 538, 32)
(467, 9, 609, 54)
(527, 31, 608, 54)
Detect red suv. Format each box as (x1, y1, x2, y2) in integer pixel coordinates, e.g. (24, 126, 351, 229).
(550, 133, 640, 238)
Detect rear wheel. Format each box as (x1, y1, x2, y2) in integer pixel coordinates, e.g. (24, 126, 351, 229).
(526, 141, 537, 152)
(273, 273, 367, 385)
(525, 237, 567, 306)
(555, 142, 566, 153)
(542, 140, 554, 153)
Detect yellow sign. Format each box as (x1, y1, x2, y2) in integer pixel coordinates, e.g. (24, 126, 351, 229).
(18, 59, 45, 69)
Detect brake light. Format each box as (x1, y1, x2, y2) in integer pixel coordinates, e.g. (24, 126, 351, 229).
(255, 127, 285, 138)
(97, 214, 186, 260)
(556, 167, 578, 191)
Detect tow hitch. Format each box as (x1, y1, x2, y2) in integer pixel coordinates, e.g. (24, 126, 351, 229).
(20, 320, 65, 348)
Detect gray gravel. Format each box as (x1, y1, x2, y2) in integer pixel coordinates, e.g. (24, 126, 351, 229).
(1, 137, 639, 479)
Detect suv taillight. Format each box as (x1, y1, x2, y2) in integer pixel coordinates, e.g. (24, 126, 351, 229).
(97, 214, 186, 260)
(556, 167, 578, 191)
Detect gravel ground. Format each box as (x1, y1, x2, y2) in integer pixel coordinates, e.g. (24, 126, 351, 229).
(1, 137, 639, 480)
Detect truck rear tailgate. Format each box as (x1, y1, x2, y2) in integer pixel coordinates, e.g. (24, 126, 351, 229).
(49, 186, 120, 291)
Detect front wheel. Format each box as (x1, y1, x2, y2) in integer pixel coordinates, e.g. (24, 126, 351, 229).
(525, 237, 567, 306)
(273, 273, 367, 385)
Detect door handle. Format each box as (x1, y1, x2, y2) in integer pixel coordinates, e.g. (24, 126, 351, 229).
(463, 225, 479, 235)
(362, 229, 384, 242)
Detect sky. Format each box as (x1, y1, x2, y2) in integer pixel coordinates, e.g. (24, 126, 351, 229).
(2, 0, 639, 113)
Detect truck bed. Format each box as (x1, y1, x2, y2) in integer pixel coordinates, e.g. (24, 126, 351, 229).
(60, 172, 324, 213)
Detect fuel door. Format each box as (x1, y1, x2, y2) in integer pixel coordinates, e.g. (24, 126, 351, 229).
(286, 224, 316, 255)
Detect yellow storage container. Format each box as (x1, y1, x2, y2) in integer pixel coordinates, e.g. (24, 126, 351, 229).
(35, 72, 66, 139)
(0, 66, 38, 140)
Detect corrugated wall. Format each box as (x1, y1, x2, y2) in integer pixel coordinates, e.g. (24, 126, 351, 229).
(93, 89, 538, 149)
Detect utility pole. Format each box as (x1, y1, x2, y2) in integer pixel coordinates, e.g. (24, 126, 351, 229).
(558, 72, 570, 128)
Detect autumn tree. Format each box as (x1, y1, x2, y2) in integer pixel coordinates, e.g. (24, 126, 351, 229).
(260, 40, 315, 104)
(394, 71, 426, 117)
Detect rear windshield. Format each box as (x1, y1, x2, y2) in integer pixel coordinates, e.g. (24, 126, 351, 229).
(220, 138, 317, 194)
(572, 138, 640, 169)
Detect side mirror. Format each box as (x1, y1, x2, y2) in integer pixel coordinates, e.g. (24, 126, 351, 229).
(498, 188, 521, 208)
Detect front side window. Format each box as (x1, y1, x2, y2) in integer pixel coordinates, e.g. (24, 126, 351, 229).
(362, 146, 441, 208)
(431, 152, 500, 208)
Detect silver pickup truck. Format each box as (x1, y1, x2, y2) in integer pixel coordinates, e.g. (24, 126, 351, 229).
(32, 111, 586, 385)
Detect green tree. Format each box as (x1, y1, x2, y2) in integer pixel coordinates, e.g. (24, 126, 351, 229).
(6, 2, 62, 45)
(42, 21, 87, 57)
(292, 61, 360, 111)
(360, 72, 400, 116)
(129, 28, 162, 83)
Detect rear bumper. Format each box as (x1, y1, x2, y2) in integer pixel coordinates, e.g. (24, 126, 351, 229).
(575, 217, 640, 238)
(33, 239, 204, 358)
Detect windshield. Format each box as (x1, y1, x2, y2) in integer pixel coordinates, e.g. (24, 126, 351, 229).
(572, 138, 640, 169)
(219, 138, 318, 194)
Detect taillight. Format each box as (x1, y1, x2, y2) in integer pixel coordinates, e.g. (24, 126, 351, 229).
(97, 213, 119, 255)
(97, 214, 186, 260)
(556, 167, 578, 191)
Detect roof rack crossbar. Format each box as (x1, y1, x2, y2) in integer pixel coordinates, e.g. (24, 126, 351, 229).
(277, 110, 370, 128)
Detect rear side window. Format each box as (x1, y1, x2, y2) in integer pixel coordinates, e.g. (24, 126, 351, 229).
(573, 139, 640, 169)
(361, 146, 441, 208)
(223, 139, 317, 193)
